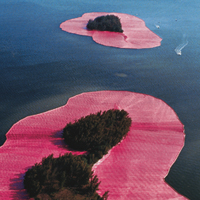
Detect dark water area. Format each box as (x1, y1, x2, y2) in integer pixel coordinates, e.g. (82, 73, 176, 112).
(0, 0, 200, 199)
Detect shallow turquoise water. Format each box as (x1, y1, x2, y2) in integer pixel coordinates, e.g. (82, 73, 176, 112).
(0, 0, 200, 198)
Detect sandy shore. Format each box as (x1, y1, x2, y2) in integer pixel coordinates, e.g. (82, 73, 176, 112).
(60, 12, 162, 49)
(0, 91, 187, 199)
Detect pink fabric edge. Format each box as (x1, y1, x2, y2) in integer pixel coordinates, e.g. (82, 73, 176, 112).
(0, 90, 187, 199)
(60, 12, 162, 49)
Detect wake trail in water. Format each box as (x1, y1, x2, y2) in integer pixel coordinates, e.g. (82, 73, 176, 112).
(175, 34, 188, 55)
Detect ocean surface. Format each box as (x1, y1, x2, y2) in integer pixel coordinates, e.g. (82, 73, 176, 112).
(0, 0, 200, 199)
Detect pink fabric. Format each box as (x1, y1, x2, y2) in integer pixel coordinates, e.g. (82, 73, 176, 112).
(0, 91, 187, 199)
(60, 12, 162, 49)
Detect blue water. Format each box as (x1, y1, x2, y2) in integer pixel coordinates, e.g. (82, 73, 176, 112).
(0, 0, 200, 198)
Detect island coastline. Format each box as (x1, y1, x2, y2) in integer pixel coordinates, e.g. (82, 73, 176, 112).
(0, 91, 187, 199)
(60, 12, 162, 49)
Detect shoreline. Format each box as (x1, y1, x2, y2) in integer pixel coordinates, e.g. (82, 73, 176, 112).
(60, 12, 162, 49)
(0, 91, 187, 199)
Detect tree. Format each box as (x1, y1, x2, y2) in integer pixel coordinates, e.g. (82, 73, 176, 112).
(24, 109, 132, 199)
(63, 109, 131, 154)
(86, 15, 123, 33)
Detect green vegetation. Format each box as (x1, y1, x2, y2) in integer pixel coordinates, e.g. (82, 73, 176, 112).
(63, 109, 131, 152)
(86, 15, 123, 33)
(24, 153, 108, 200)
(24, 109, 131, 199)
(63, 109, 131, 163)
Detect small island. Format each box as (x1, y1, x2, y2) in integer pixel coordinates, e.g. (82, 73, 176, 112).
(23, 109, 132, 199)
(60, 12, 162, 49)
(86, 15, 123, 33)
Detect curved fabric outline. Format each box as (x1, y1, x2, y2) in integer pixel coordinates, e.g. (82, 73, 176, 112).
(0, 91, 187, 199)
(60, 12, 162, 49)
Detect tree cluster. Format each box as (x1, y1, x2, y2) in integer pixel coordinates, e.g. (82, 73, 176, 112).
(63, 109, 132, 164)
(24, 109, 131, 199)
(86, 15, 123, 33)
(24, 153, 108, 200)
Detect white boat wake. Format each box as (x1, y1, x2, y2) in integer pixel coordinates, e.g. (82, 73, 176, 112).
(175, 34, 188, 55)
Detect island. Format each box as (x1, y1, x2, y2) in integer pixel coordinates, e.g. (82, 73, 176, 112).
(0, 91, 187, 199)
(60, 12, 162, 49)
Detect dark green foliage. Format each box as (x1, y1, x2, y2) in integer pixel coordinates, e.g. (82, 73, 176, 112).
(24, 153, 108, 199)
(34, 187, 108, 200)
(24, 109, 131, 199)
(86, 15, 123, 33)
(63, 109, 132, 153)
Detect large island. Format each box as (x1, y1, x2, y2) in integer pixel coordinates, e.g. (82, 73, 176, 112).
(0, 91, 187, 199)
